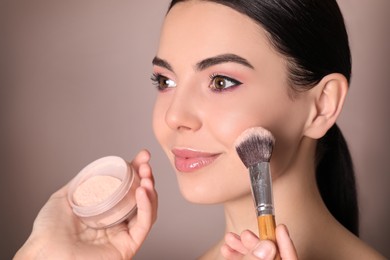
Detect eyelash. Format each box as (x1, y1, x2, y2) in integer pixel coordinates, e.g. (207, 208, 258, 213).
(209, 73, 242, 92)
(150, 73, 176, 91)
(150, 73, 160, 89)
(150, 73, 243, 92)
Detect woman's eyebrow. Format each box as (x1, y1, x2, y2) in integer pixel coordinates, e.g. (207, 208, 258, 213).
(152, 56, 173, 71)
(196, 53, 254, 70)
(152, 53, 254, 72)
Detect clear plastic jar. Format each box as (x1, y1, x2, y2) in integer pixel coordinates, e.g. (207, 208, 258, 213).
(67, 156, 139, 229)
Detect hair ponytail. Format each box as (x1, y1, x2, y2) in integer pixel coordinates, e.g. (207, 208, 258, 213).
(316, 124, 359, 235)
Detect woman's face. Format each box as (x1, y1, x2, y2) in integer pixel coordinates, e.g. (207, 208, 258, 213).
(152, 1, 313, 204)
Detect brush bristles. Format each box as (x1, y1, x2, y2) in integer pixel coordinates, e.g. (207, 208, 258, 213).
(235, 127, 275, 168)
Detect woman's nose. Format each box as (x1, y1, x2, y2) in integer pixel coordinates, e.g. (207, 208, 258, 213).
(164, 88, 202, 132)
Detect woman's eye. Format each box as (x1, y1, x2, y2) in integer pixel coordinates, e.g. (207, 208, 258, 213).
(209, 75, 242, 91)
(151, 73, 177, 91)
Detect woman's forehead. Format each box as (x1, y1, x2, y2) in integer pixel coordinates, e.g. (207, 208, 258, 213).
(158, 1, 273, 68)
(163, 1, 261, 39)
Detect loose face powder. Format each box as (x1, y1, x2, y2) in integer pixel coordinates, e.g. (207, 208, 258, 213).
(73, 175, 122, 207)
(67, 156, 139, 229)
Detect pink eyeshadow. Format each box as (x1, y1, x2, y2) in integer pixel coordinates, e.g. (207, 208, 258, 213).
(73, 175, 121, 207)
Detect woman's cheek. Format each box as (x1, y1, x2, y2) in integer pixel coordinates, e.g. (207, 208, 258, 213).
(152, 93, 170, 133)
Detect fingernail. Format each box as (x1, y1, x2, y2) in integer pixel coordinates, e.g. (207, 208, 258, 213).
(253, 241, 273, 259)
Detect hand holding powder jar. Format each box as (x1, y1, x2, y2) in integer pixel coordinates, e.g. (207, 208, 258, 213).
(67, 156, 140, 229)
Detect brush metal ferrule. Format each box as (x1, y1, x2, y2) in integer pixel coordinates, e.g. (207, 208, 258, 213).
(248, 162, 274, 216)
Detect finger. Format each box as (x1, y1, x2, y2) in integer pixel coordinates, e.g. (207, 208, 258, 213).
(240, 230, 277, 260)
(138, 162, 154, 185)
(251, 240, 276, 260)
(241, 230, 261, 250)
(220, 242, 244, 260)
(138, 162, 157, 209)
(140, 177, 158, 223)
(137, 158, 158, 223)
(128, 186, 156, 246)
(276, 224, 298, 260)
(131, 149, 151, 170)
(138, 183, 158, 226)
(224, 232, 248, 255)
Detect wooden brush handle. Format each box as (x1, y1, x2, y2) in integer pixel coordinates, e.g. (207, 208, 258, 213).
(257, 215, 276, 241)
(257, 215, 280, 259)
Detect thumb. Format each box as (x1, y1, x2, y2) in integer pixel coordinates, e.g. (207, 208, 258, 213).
(251, 240, 276, 260)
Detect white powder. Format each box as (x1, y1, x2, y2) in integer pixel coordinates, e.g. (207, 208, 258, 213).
(73, 175, 121, 207)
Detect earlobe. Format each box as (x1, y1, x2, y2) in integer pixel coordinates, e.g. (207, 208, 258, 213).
(304, 73, 348, 139)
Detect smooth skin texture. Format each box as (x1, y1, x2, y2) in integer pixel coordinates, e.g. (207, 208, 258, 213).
(14, 150, 157, 260)
(15, 1, 385, 259)
(152, 1, 384, 259)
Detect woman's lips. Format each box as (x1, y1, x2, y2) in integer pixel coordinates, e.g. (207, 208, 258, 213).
(172, 148, 221, 172)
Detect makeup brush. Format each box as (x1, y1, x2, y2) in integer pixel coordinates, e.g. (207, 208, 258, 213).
(235, 127, 277, 243)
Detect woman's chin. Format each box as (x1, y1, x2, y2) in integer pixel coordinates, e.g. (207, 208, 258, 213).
(177, 181, 251, 205)
(178, 185, 221, 205)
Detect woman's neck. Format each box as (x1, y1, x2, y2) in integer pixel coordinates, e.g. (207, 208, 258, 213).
(272, 137, 332, 257)
(224, 192, 258, 234)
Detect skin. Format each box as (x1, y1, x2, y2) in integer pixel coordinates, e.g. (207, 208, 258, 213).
(153, 1, 311, 205)
(152, 1, 384, 259)
(15, 1, 385, 259)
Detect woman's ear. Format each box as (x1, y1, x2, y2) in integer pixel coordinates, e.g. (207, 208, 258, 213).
(303, 73, 348, 139)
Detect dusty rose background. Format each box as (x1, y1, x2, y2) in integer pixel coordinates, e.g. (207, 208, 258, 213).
(1, 0, 389, 259)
